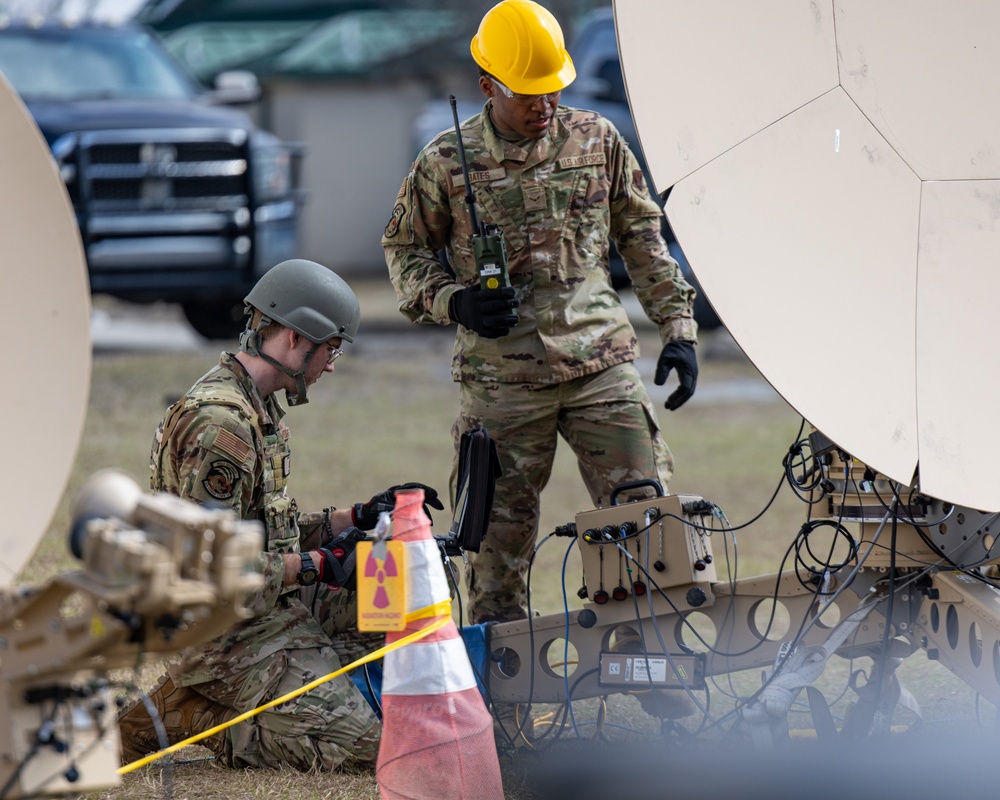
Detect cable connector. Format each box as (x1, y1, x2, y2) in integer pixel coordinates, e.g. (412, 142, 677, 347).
(682, 499, 716, 516)
(553, 522, 577, 537)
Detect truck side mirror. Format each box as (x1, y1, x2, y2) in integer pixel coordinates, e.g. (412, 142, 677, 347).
(208, 70, 261, 105)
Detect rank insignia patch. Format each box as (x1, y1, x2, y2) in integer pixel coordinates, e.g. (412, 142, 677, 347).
(632, 169, 648, 196)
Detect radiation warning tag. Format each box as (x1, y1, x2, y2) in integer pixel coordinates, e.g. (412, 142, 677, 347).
(356, 540, 408, 631)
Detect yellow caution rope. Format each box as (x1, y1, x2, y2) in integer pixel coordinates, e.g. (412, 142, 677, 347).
(120, 599, 452, 774)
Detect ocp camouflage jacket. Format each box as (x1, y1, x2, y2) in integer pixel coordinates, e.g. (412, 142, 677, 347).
(383, 100, 697, 384)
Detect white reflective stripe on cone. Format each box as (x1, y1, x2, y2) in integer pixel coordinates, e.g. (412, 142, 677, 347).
(383, 636, 478, 696)
(404, 539, 450, 610)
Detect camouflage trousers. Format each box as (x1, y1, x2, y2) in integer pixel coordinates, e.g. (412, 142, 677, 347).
(190, 585, 383, 771)
(453, 362, 673, 623)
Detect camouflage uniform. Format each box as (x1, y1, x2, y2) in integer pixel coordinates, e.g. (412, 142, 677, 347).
(383, 101, 697, 623)
(149, 352, 381, 770)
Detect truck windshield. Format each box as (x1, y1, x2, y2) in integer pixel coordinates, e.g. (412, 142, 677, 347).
(0, 27, 198, 102)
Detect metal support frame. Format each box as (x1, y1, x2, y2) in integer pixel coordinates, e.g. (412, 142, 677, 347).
(485, 468, 1000, 743)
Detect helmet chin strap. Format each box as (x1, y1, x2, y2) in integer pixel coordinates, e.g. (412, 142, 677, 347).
(241, 317, 319, 406)
(272, 344, 320, 407)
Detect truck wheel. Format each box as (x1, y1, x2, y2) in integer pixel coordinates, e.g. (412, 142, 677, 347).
(181, 297, 246, 340)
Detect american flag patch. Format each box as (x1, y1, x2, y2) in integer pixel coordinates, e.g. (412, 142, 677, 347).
(215, 428, 251, 462)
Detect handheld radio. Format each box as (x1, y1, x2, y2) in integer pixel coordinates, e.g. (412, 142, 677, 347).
(450, 95, 513, 293)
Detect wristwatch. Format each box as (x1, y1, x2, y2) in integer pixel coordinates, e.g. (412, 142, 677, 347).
(297, 551, 320, 586)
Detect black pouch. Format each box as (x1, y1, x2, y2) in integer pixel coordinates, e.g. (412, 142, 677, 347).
(450, 424, 502, 553)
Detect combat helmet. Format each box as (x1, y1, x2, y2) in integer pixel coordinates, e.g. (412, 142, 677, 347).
(240, 259, 361, 405)
(470, 0, 576, 95)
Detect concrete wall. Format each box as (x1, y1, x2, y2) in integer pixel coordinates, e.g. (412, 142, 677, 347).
(262, 77, 434, 276)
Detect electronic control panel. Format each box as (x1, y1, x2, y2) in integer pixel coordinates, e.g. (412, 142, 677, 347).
(575, 493, 717, 611)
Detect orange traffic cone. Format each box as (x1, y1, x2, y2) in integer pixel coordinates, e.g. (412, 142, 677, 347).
(376, 488, 503, 800)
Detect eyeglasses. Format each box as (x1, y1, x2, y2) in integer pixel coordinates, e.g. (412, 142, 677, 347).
(492, 78, 560, 107)
(325, 346, 344, 364)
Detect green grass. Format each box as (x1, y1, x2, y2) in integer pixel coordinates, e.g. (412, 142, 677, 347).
(17, 324, 992, 800)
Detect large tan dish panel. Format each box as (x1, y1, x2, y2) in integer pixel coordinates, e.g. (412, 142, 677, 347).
(915, 180, 1000, 510)
(837, 1, 1000, 181)
(0, 73, 91, 586)
(614, 0, 839, 193)
(665, 89, 921, 487)
(614, 0, 1000, 509)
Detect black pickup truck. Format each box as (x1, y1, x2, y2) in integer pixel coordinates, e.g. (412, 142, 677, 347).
(0, 19, 303, 339)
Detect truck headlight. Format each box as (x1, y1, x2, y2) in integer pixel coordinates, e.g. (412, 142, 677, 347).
(251, 146, 292, 204)
(51, 133, 78, 187)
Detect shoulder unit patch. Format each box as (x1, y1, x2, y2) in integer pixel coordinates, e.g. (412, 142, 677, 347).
(384, 202, 405, 238)
(203, 459, 240, 500)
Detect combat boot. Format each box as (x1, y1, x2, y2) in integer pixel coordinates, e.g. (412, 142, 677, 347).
(118, 674, 234, 765)
(492, 702, 536, 751)
(634, 686, 698, 720)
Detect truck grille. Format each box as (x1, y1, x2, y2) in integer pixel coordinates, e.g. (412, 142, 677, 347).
(77, 129, 250, 212)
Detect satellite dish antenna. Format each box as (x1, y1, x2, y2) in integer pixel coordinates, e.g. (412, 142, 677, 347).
(614, 0, 1000, 511)
(0, 72, 91, 586)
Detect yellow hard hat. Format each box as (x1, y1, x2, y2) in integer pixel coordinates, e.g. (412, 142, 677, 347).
(470, 0, 576, 95)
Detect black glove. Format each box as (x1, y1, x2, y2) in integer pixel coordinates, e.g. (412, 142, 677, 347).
(352, 482, 445, 529)
(654, 340, 698, 411)
(318, 527, 366, 590)
(448, 286, 520, 339)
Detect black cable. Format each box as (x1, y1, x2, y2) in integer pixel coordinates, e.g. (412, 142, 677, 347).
(698, 512, 884, 723)
(624, 547, 713, 731)
(122, 682, 175, 800)
(869, 479, 953, 528)
(791, 454, 864, 596)
(866, 483, 1000, 584)
(361, 663, 383, 720)
(735, 508, 893, 714)
(0, 714, 46, 799)
(526, 668, 600, 751)
(33, 698, 117, 799)
(701, 509, 747, 705)
(866, 493, 900, 738)
(488, 531, 554, 751)
(708, 420, 833, 535)
(440, 545, 465, 629)
(793, 519, 859, 592)
(0, 690, 117, 800)
(628, 543, 794, 660)
(705, 475, 785, 534)
(436, 544, 512, 750)
(870, 498, 1000, 597)
(711, 490, 887, 725)
(557, 536, 586, 740)
(500, 428, 966, 747)
(439, 543, 501, 727)
(783, 433, 826, 502)
(598, 440, 884, 738)
(588, 422, 807, 542)
(733, 523, 921, 728)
